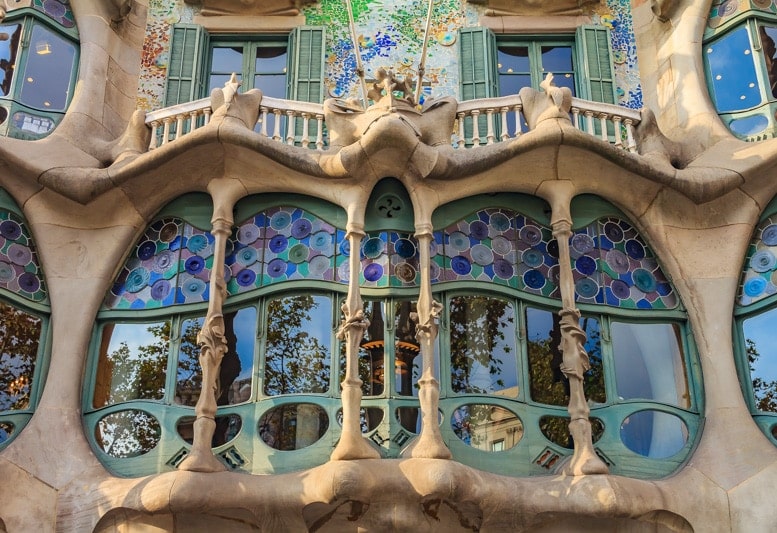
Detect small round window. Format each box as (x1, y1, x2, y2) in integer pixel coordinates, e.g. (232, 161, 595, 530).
(450, 404, 522, 451)
(258, 403, 329, 450)
(620, 410, 688, 458)
(95, 410, 162, 458)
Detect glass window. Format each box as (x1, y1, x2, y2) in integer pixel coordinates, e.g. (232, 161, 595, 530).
(263, 294, 332, 395)
(93, 322, 170, 408)
(19, 22, 76, 111)
(208, 40, 287, 97)
(0, 23, 21, 97)
(527, 307, 605, 406)
(706, 26, 762, 113)
(0, 303, 42, 411)
(742, 309, 777, 412)
(175, 307, 257, 406)
(449, 295, 518, 396)
(611, 322, 689, 407)
(497, 40, 575, 97)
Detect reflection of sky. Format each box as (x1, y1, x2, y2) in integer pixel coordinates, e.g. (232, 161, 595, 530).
(706, 26, 762, 112)
(232, 307, 257, 380)
(107, 322, 166, 356)
(743, 311, 777, 382)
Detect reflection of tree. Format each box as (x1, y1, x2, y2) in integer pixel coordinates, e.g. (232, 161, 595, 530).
(747, 338, 777, 412)
(264, 295, 330, 395)
(0, 303, 42, 411)
(102, 322, 168, 405)
(96, 409, 161, 458)
(450, 296, 512, 394)
(528, 313, 605, 446)
(175, 318, 205, 406)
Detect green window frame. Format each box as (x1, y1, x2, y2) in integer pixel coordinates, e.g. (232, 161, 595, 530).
(733, 195, 777, 444)
(703, 13, 777, 140)
(0, 187, 51, 451)
(164, 24, 325, 107)
(0, 8, 79, 140)
(84, 189, 701, 480)
(457, 25, 616, 103)
(427, 194, 701, 479)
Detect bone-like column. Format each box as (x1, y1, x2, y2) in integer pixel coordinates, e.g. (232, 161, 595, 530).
(545, 183, 609, 475)
(178, 216, 232, 472)
(403, 223, 451, 459)
(331, 223, 380, 460)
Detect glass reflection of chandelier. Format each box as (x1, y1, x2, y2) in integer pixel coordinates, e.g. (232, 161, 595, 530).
(35, 41, 52, 55)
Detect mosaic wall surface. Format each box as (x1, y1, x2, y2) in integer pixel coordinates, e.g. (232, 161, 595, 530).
(434, 209, 560, 298)
(0, 210, 47, 303)
(570, 217, 676, 309)
(137, 0, 641, 110)
(738, 215, 777, 306)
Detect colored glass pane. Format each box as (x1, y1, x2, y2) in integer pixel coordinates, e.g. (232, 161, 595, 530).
(738, 215, 777, 305)
(0, 210, 47, 303)
(571, 217, 676, 309)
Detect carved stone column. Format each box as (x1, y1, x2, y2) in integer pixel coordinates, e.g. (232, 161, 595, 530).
(403, 224, 451, 459)
(331, 224, 380, 460)
(547, 186, 609, 476)
(178, 215, 232, 472)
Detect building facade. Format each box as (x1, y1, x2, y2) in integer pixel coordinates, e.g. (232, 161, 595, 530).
(0, 0, 776, 531)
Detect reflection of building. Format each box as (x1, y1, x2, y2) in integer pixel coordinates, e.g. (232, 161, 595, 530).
(3, 0, 777, 531)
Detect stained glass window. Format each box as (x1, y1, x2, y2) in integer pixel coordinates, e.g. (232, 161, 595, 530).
(570, 217, 676, 309)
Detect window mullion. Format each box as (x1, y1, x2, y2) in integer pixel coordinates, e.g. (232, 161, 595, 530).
(165, 314, 183, 405)
(599, 315, 618, 406)
(245, 41, 256, 90)
(530, 42, 543, 90)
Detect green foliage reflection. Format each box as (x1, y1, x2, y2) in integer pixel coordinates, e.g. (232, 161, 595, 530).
(264, 295, 331, 396)
(0, 303, 42, 411)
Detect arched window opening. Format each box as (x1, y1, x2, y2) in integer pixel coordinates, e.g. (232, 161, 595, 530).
(0, 188, 50, 451)
(0, 2, 78, 139)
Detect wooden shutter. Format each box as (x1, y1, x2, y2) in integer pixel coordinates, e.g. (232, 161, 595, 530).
(575, 25, 616, 104)
(287, 26, 326, 103)
(459, 27, 498, 144)
(458, 27, 498, 101)
(164, 24, 209, 106)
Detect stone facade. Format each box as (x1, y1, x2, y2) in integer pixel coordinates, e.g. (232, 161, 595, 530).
(0, 0, 776, 531)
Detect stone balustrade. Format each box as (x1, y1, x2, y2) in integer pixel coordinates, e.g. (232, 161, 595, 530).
(144, 93, 641, 153)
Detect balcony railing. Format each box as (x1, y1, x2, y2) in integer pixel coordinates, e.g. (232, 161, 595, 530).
(144, 93, 641, 153)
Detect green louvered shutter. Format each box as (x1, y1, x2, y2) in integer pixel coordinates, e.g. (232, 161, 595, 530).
(459, 27, 498, 101)
(164, 24, 209, 107)
(288, 26, 326, 103)
(575, 25, 616, 104)
(459, 27, 497, 144)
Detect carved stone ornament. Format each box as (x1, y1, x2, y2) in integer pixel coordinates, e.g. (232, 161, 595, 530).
(185, 0, 315, 16)
(469, 0, 602, 16)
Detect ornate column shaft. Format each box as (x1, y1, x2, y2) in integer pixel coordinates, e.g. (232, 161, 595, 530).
(179, 216, 232, 472)
(403, 224, 451, 459)
(548, 189, 609, 476)
(331, 224, 380, 460)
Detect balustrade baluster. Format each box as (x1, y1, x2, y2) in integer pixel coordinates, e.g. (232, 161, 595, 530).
(472, 110, 481, 147)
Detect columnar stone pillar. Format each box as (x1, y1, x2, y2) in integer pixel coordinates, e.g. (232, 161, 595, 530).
(403, 224, 451, 459)
(546, 184, 609, 476)
(331, 224, 380, 460)
(178, 215, 232, 472)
